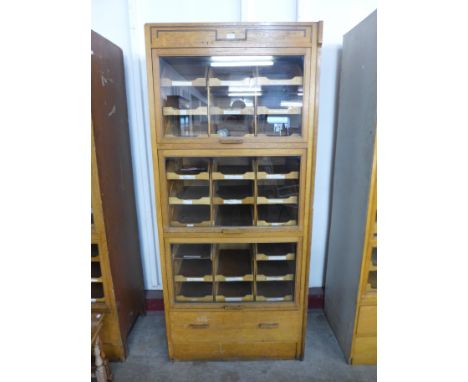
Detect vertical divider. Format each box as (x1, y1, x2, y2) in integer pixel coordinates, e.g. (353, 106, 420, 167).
(207, 85, 211, 136)
(253, 158, 258, 226)
(253, 243, 258, 301)
(254, 66, 259, 136)
(209, 158, 214, 226)
(211, 243, 216, 302)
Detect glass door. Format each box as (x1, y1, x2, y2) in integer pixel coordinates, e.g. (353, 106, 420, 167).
(169, 241, 298, 305)
(157, 54, 306, 140)
(162, 154, 303, 229)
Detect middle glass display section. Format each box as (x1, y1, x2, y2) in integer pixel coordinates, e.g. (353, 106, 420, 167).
(165, 156, 300, 228)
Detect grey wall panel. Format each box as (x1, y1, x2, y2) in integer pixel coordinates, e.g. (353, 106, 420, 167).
(324, 10, 377, 361)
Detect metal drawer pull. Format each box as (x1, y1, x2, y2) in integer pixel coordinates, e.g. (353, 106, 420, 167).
(188, 323, 209, 329)
(219, 138, 243, 144)
(258, 322, 279, 329)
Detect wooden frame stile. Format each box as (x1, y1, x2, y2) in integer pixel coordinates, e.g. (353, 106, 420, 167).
(91, 127, 125, 359)
(298, 21, 323, 359)
(144, 25, 175, 357)
(145, 22, 322, 360)
(349, 135, 377, 364)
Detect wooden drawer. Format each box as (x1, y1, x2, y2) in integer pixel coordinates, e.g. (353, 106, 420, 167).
(356, 305, 377, 336)
(170, 310, 302, 343)
(352, 336, 377, 365)
(172, 341, 297, 360)
(148, 24, 315, 48)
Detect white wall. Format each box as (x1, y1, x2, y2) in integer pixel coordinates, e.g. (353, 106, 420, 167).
(91, 0, 377, 289)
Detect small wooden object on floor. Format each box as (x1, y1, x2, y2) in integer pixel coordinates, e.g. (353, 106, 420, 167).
(92, 313, 112, 382)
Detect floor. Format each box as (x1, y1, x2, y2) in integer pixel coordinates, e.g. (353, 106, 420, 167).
(110, 310, 376, 382)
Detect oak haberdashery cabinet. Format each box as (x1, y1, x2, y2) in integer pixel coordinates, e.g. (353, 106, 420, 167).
(91, 30, 145, 360)
(324, 11, 377, 365)
(144, 22, 323, 360)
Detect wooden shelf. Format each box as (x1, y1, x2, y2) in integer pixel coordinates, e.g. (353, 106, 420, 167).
(256, 281, 294, 302)
(257, 205, 297, 226)
(257, 106, 302, 115)
(212, 159, 255, 180)
(161, 77, 207, 87)
(163, 106, 207, 116)
(215, 282, 254, 302)
(170, 205, 211, 227)
(256, 243, 296, 261)
(175, 282, 213, 302)
(215, 248, 253, 281)
(256, 76, 303, 86)
(210, 106, 255, 115)
(208, 76, 302, 87)
(174, 259, 213, 282)
(213, 182, 254, 205)
(172, 244, 212, 260)
(256, 261, 295, 281)
(169, 182, 210, 205)
(166, 159, 210, 180)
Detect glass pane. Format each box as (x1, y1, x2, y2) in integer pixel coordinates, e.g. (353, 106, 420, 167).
(159, 55, 304, 138)
(165, 156, 300, 227)
(171, 242, 296, 304)
(160, 57, 209, 137)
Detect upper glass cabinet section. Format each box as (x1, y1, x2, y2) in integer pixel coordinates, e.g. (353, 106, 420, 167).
(159, 55, 305, 139)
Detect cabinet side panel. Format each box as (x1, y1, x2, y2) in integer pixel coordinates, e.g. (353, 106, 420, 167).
(324, 11, 376, 360)
(91, 30, 145, 343)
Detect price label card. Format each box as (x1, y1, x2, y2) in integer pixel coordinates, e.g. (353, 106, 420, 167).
(186, 277, 204, 281)
(224, 110, 240, 115)
(172, 81, 192, 86)
(179, 175, 195, 179)
(271, 222, 283, 226)
(269, 255, 288, 260)
(186, 224, 194, 227)
(225, 297, 242, 302)
(266, 276, 284, 281)
(266, 297, 284, 302)
(224, 175, 243, 179)
(225, 277, 243, 281)
(182, 200, 193, 205)
(224, 199, 241, 204)
(266, 174, 285, 179)
(268, 199, 286, 203)
(179, 110, 187, 115)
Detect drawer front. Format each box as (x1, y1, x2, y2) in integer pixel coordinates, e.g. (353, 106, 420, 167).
(172, 341, 297, 360)
(352, 336, 377, 365)
(170, 310, 302, 343)
(149, 25, 314, 48)
(356, 305, 377, 336)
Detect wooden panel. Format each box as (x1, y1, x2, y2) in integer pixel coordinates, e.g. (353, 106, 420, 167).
(352, 336, 377, 365)
(149, 23, 314, 48)
(172, 341, 297, 360)
(170, 310, 301, 343)
(356, 305, 376, 336)
(91, 30, 145, 360)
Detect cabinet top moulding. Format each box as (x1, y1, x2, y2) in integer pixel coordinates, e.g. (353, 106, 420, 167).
(146, 22, 323, 49)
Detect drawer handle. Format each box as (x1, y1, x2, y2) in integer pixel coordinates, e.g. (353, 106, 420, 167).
(219, 138, 243, 144)
(258, 322, 279, 329)
(188, 323, 209, 329)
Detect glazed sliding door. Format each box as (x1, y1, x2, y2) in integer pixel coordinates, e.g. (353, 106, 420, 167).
(153, 49, 311, 143)
(159, 150, 306, 231)
(166, 239, 301, 306)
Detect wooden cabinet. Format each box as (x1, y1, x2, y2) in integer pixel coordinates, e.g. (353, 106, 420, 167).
(91, 31, 145, 360)
(324, 11, 377, 365)
(144, 22, 322, 360)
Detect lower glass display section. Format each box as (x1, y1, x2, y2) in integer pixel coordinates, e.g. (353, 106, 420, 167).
(172, 242, 297, 303)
